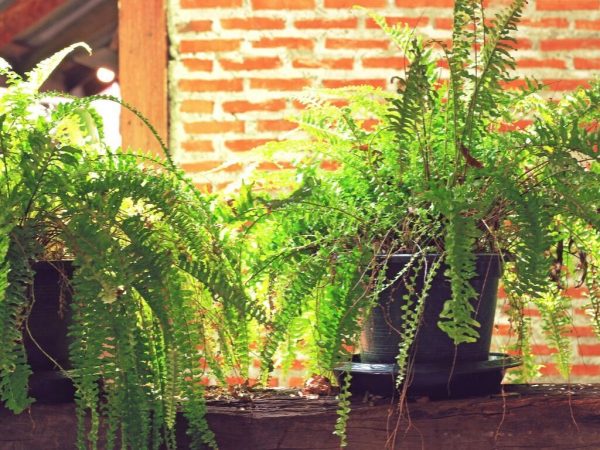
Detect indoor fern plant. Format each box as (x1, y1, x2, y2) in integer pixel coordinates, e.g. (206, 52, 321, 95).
(227, 0, 600, 404)
(0, 44, 256, 449)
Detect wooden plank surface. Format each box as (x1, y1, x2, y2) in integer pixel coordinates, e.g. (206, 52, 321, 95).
(2, 385, 600, 449)
(119, 0, 168, 156)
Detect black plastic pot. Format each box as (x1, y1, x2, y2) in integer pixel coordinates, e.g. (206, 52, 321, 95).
(360, 254, 502, 364)
(24, 260, 75, 402)
(334, 254, 519, 397)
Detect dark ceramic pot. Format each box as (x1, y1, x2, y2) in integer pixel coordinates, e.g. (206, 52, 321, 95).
(334, 253, 519, 398)
(360, 254, 502, 365)
(24, 260, 75, 402)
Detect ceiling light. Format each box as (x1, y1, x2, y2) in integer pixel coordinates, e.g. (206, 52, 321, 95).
(96, 67, 115, 83)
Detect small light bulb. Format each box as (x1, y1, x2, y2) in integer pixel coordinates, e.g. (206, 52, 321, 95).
(96, 67, 115, 83)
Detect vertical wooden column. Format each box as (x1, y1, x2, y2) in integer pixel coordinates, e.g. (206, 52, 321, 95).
(119, 0, 168, 156)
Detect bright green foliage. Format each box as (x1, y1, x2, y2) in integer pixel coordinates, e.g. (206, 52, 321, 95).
(230, 0, 600, 388)
(334, 372, 353, 447)
(0, 45, 254, 448)
(0, 228, 36, 413)
(395, 256, 442, 387)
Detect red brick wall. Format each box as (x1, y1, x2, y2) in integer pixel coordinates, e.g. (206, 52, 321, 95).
(168, 0, 600, 383)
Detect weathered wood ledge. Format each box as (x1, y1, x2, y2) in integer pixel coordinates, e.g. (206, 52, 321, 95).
(2, 384, 600, 449)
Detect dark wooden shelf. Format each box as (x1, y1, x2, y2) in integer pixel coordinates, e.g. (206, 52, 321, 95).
(3, 384, 600, 449)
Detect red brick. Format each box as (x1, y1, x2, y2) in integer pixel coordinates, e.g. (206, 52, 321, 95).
(503, 38, 533, 50)
(362, 56, 408, 69)
(258, 161, 294, 170)
(366, 16, 428, 28)
(181, 160, 223, 172)
(531, 344, 558, 356)
(290, 359, 306, 370)
(257, 120, 297, 132)
(223, 163, 244, 173)
(564, 287, 590, 298)
(181, 0, 242, 7)
(396, 0, 453, 6)
(517, 58, 566, 69)
(324, 0, 386, 6)
(497, 286, 506, 298)
(325, 38, 389, 50)
(292, 99, 308, 110)
(225, 139, 272, 152)
(178, 20, 212, 32)
(564, 326, 596, 337)
(253, 37, 314, 50)
(294, 18, 358, 29)
(482, 0, 515, 5)
(575, 20, 600, 30)
(578, 344, 600, 356)
(221, 17, 285, 29)
(543, 79, 591, 91)
(180, 39, 240, 53)
(322, 79, 387, 89)
(180, 100, 214, 114)
(222, 99, 286, 113)
(362, 119, 380, 131)
(184, 121, 245, 134)
(252, 0, 314, 8)
(220, 56, 282, 71)
(287, 376, 306, 388)
(539, 363, 560, 376)
(501, 79, 529, 90)
(182, 140, 214, 152)
(522, 308, 541, 317)
(179, 79, 243, 92)
(434, 18, 453, 30)
(267, 377, 280, 387)
(293, 57, 354, 69)
(182, 59, 214, 72)
(198, 357, 208, 370)
(520, 18, 569, 28)
(541, 39, 600, 51)
(497, 119, 533, 132)
(437, 59, 449, 69)
(320, 160, 341, 170)
(250, 78, 312, 91)
(571, 364, 600, 376)
(537, 0, 599, 9)
(494, 323, 512, 336)
(226, 376, 245, 385)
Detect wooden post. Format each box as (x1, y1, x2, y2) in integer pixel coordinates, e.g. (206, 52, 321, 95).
(118, 0, 168, 156)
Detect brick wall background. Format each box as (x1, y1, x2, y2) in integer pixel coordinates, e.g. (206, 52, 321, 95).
(167, 0, 599, 384)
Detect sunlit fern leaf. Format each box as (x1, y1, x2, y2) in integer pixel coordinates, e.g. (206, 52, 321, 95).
(23, 43, 91, 92)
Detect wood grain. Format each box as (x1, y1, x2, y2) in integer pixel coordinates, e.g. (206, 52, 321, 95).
(2, 385, 600, 449)
(119, 0, 168, 156)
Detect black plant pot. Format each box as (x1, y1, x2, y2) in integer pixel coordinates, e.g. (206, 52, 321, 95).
(335, 254, 520, 397)
(24, 260, 75, 402)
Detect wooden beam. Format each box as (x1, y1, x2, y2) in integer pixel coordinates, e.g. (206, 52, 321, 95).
(197, 384, 600, 449)
(118, 0, 168, 156)
(0, 0, 67, 48)
(4, 385, 600, 449)
(18, 0, 117, 75)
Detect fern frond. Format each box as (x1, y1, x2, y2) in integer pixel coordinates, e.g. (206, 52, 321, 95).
(24, 43, 91, 92)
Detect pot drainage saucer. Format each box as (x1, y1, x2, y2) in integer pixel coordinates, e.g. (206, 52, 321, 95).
(333, 353, 521, 398)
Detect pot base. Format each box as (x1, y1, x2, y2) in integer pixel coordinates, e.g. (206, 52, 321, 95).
(334, 353, 521, 399)
(28, 371, 75, 404)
